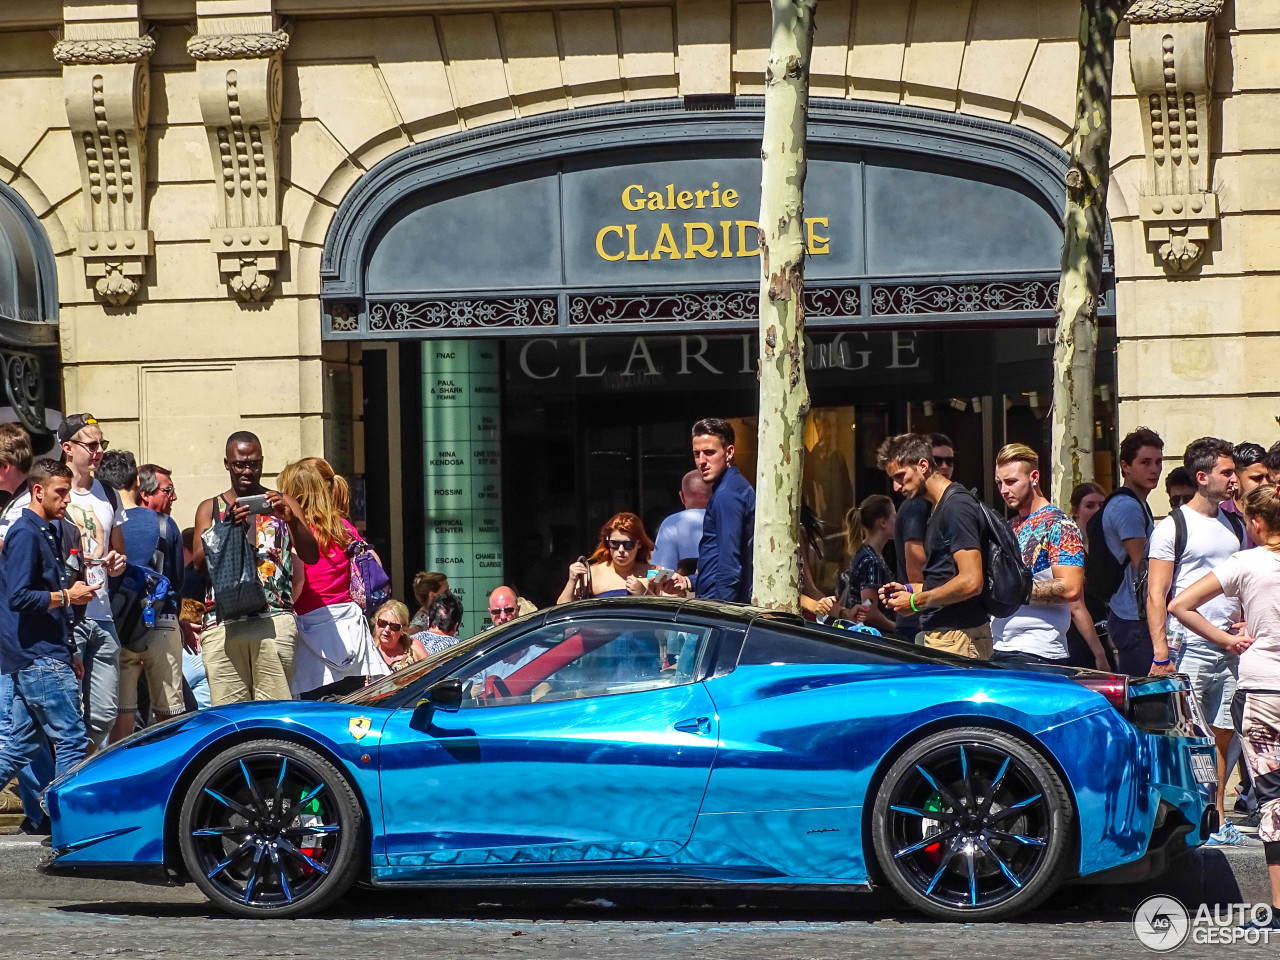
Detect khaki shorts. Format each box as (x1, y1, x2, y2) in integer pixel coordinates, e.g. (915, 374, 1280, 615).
(201, 613, 299, 705)
(922, 624, 994, 660)
(118, 620, 185, 716)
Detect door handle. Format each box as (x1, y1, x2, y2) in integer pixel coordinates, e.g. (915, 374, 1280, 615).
(674, 716, 711, 735)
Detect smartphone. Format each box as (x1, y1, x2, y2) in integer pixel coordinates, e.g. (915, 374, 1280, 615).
(647, 566, 675, 585)
(237, 493, 274, 515)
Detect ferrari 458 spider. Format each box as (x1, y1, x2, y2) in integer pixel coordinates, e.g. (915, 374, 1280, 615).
(41, 598, 1217, 920)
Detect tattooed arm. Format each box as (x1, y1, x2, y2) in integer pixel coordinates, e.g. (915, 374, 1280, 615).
(1029, 564, 1082, 604)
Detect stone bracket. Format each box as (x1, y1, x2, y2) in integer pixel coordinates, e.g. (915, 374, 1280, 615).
(1128, 4, 1224, 273)
(191, 20, 289, 302)
(59, 35, 154, 306)
(211, 225, 288, 301)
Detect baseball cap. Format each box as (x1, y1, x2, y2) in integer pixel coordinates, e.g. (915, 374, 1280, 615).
(56, 413, 99, 445)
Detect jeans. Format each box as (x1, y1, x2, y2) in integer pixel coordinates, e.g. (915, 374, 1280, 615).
(0, 673, 55, 821)
(182, 648, 211, 710)
(0, 658, 89, 788)
(1107, 615, 1154, 677)
(74, 618, 120, 748)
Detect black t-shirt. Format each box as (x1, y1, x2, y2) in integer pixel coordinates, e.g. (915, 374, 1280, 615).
(894, 495, 930, 633)
(921, 482, 988, 630)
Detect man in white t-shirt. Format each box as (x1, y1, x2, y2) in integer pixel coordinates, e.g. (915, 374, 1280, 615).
(58, 414, 126, 749)
(1146, 437, 1246, 841)
(991, 444, 1085, 664)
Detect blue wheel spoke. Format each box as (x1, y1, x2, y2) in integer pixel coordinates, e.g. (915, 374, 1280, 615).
(203, 787, 254, 820)
(192, 825, 250, 838)
(281, 824, 340, 835)
(894, 829, 958, 860)
(976, 837, 1023, 890)
(272, 758, 289, 818)
(268, 845, 294, 903)
(981, 758, 1012, 816)
(963, 845, 978, 906)
(286, 784, 326, 824)
(240, 760, 269, 818)
(243, 844, 267, 904)
(958, 746, 979, 811)
(924, 837, 960, 896)
(276, 836, 329, 875)
(986, 829, 1046, 847)
(914, 764, 962, 811)
(989, 793, 1043, 823)
(205, 838, 255, 880)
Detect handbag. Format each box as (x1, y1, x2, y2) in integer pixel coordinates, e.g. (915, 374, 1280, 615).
(202, 496, 268, 622)
(348, 536, 391, 615)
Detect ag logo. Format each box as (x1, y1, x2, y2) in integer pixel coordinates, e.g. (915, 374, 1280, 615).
(1133, 895, 1190, 952)
(348, 716, 372, 741)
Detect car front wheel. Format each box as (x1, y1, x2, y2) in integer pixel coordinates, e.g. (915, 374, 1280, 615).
(178, 739, 364, 918)
(871, 726, 1073, 921)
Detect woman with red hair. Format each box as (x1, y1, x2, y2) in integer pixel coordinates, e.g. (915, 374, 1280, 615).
(557, 512, 670, 601)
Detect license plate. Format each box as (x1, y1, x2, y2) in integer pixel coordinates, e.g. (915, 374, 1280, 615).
(1190, 750, 1219, 785)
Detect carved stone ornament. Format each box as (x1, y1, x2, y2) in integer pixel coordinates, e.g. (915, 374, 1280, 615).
(52, 35, 156, 65)
(192, 27, 289, 301)
(61, 35, 154, 306)
(1127, 2, 1224, 272)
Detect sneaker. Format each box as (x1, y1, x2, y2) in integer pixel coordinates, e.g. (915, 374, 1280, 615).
(1231, 810, 1262, 835)
(1206, 824, 1247, 846)
(1238, 912, 1280, 932)
(17, 816, 50, 836)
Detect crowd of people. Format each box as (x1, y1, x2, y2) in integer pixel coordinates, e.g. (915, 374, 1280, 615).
(0, 416, 533, 836)
(0, 410, 1276, 920)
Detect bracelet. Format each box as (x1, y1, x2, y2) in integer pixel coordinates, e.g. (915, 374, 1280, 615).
(1152, 657, 1171, 666)
(60, 589, 68, 608)
(909, 593, 920, 613)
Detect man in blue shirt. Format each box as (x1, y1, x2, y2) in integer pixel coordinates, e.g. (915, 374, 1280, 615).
(691, 419, 755, 604)
(0, 459, 100, 797)
(651, 470, 711, 581)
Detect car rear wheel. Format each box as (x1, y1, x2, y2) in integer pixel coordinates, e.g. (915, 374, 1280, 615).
(178, 739, 364, 918)
(871, 726, 1073, 922)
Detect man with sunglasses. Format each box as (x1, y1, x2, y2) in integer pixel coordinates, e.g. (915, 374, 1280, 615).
(58, 413, 127, 750)
(487, 585, 520, 628)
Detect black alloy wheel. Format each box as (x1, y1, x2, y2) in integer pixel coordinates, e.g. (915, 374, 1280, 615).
(871, 726, 1073, 921)
(178, 739, 364, 918)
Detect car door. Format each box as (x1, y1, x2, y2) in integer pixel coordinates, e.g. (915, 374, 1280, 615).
(377, 617, 720, 874)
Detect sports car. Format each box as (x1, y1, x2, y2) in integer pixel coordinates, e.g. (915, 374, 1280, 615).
(40, 598, 1218, 921)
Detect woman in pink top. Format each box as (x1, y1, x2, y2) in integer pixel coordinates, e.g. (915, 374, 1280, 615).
(278, 458, 389, 699)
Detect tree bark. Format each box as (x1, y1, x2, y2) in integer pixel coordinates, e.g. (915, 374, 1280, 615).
(752, 0, 816, 611)
(1051, 0, 1131, 509)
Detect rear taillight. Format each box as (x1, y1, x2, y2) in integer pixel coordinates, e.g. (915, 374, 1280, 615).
(1070, 672, 1129, 712)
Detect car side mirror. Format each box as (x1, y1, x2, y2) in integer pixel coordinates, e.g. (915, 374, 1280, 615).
(409, 678, 464, 733)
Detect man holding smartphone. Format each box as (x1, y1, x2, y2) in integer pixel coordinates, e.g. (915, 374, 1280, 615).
(191, 431, 319, 705)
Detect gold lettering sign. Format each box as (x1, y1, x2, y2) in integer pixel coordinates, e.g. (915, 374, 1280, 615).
(596, 181, 830, 262)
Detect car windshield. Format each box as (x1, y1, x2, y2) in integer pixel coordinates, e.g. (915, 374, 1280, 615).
(340, 624, 513, 706)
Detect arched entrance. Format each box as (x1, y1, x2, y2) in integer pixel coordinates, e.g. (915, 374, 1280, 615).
(0, 180, 59, 442)
(321, 99, 1114, 631)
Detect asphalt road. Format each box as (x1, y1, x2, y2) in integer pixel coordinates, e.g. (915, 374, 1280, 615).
(2, 883, 1276, 960)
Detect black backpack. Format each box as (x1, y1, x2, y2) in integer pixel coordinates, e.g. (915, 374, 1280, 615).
(1084, 487, 1151, 609)
(938, 485, 1032, 618)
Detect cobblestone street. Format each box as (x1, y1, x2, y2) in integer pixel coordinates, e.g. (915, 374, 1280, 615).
(1, 885, 1274, 960)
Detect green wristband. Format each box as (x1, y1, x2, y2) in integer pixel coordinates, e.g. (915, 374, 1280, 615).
(909, 593, 919, 614)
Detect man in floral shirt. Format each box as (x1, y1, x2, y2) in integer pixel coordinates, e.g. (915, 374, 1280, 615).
(191, 432, 319, 704)
(991, 444, 1085, 665)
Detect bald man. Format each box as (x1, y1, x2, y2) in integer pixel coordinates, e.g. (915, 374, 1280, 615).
(487, 585, 520, 628)
(652, 470, 711, 584)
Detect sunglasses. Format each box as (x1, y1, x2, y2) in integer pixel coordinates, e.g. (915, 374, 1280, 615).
(158, 485, 176, 495)
(228, 459, 263, 472)
(375, 619, 403, 632)
(490, 605, 517, 616)
(933, 456, 955, 466)
(605, 538, 637, 551)
(71, 439, 109, 453)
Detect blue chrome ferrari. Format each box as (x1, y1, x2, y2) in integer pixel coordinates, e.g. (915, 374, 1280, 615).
(41, 598, 1217, 920)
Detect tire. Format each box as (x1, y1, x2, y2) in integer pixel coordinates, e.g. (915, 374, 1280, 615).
(870, 726, 1073, 922)
(177, 739, 364, 918)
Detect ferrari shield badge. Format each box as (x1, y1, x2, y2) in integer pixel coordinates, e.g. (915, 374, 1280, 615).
(348, 716, 372, 741)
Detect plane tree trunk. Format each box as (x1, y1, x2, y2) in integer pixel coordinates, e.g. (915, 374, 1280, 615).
(752, 0, 817, 611)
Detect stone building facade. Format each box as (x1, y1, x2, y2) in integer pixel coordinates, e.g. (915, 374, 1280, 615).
(0, 0, 1271, 620)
